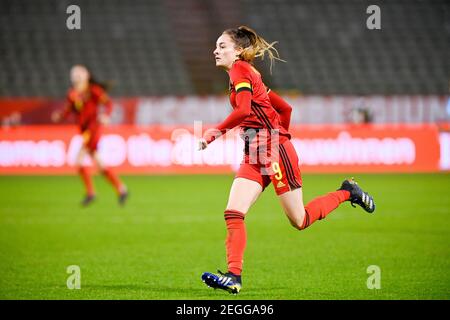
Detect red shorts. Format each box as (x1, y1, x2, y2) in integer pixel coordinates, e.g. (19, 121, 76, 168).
(235, 139, 302, 195)
(81, 127, 100, 153)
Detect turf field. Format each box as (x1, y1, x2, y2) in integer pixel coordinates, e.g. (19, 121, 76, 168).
(0, 173, 449, 300)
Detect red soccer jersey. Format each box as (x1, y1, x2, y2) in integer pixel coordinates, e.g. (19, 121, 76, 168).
(64, 84, 112, 131)
(226, 60, 290, 141)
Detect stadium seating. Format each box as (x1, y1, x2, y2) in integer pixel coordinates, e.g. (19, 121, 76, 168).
(0, 0, 447, 96)
(0, 0, 194, 96)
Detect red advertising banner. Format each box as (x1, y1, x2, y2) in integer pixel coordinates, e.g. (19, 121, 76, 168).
(0, 124, 443, 175)
(1, 96, 448, 125)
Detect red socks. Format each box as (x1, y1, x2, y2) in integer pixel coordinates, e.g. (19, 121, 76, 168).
(102, 168, 125, 194)
(79, 166, 94, 196)
(302, 190, 350, 229)
(224, 210, 247, 276)
(222, 191, 349, 275)
(79, 167, 125, 196)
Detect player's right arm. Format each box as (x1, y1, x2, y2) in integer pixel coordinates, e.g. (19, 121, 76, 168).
(200, 63, 253, 149)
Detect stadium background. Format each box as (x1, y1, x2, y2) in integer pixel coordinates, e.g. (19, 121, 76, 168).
(0, 0, 449, 300)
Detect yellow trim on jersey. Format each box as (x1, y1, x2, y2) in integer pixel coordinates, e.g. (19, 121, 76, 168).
(74, 100, 83, 111)
(235, 82, 252, 91)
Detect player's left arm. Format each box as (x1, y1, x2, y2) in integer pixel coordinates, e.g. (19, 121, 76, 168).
(96, 87, 113, 125)
(267, 88, 292, 131)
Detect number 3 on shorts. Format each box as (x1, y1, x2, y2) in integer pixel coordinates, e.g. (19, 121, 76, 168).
(271, 162, 283, 181)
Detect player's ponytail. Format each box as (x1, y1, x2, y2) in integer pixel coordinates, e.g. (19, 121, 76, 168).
(224, 26, 285, 72)
(89, 75, 112, 93)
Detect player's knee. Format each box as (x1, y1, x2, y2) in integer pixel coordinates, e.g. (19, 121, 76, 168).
(284, 209, 306, 231)
(289, 219, 306, 231)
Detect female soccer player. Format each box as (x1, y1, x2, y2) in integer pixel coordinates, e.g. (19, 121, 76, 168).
(199, 26, 375, 294)
(52, 65, 128, 206)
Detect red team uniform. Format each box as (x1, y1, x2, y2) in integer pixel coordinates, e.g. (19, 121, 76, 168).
(201, 59, 376, 291)
(206, 60, 302, 195)
(63, 83, 112, 152)
(61, 83, 127, 204)
(202, 34, 375, 294)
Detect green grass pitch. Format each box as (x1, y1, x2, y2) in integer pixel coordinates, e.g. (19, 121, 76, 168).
(0, 173, 449, 300)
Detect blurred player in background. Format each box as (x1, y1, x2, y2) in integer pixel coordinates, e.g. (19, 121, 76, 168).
(52, 65, 128, 206)
(199, 26, 375, 294)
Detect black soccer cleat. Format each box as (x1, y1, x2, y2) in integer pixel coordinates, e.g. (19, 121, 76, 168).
(81, 194, 96, 207)
(338, 178, 375, 213)
(201, 270, 242, 294)
(118, 190, 129, 206)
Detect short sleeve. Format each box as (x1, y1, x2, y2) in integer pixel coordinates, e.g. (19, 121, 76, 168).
(229, 62, 253, 94)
